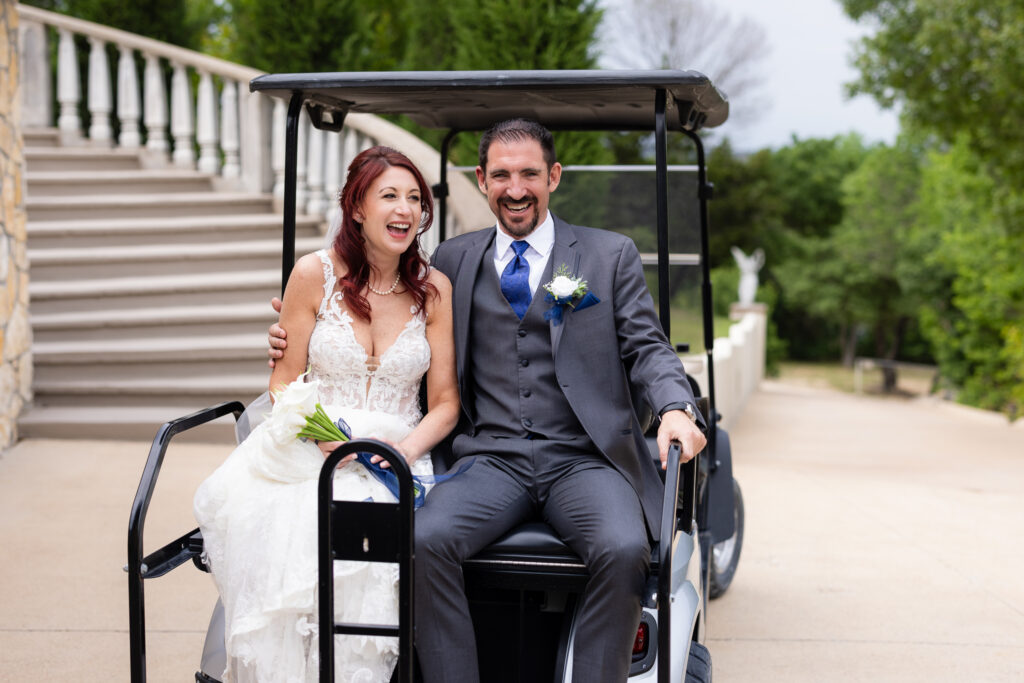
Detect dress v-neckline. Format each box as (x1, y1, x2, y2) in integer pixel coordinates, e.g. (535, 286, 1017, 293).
(335, 308, 421, 368)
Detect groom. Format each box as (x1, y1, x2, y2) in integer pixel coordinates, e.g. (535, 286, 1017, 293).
(270, 119, 706, 682)
(410, 119, 705, 683)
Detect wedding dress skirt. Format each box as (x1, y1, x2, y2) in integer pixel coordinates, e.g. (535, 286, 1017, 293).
(194, 404, 433, 683)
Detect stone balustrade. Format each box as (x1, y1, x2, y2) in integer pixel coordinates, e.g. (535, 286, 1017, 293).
(16, 4, 489, 248)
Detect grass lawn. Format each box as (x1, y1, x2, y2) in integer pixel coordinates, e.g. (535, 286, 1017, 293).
(668, 307, 733, 351)
(777, 361, 938, 397)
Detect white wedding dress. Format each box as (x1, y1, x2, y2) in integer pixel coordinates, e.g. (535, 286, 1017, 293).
(194, 249, 433, 683)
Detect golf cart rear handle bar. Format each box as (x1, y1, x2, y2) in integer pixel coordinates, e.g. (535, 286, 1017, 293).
(658, 441, 697, 683)
(128, 400, 245, 683)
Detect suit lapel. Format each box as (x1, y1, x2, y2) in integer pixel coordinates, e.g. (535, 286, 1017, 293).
(453, 229, 495, 389)
(549, 217, 580, 357)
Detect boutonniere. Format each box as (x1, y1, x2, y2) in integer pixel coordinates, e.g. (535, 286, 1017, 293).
(543, 264, 600, 326)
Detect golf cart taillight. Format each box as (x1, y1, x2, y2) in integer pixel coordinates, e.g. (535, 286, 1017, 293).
(632, 621, 649, 657)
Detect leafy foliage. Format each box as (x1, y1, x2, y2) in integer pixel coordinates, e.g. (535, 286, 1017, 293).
(842, 0, 1024, 415)
(25, 0, 221, 49)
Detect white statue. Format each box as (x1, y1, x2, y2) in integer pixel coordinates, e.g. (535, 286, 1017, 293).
(731, 246, 764, 305)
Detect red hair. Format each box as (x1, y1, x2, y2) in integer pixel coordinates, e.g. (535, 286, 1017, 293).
(333, 146, 436, 321)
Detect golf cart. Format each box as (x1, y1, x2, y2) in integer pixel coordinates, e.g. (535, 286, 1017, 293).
(127, 70, 744, 683)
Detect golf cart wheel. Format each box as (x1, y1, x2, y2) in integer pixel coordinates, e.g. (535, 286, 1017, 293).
(685, 640, 712, 683)
(709, 478, 744, 599)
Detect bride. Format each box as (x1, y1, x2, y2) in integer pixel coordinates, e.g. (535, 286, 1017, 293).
(193, 146, 459, 683)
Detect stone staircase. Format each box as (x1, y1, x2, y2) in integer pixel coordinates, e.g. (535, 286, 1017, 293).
(19, 127, 324, 442)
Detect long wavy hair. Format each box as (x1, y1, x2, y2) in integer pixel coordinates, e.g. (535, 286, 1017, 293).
(333, 146, 436, 321)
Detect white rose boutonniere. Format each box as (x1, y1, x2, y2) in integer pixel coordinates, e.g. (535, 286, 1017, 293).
(543, 264, 600, 325)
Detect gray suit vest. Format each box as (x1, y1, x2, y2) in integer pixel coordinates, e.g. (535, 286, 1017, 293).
(468, 259, 589, 441)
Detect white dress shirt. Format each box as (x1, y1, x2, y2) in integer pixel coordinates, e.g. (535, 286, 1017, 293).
(492, 212, 554, 295)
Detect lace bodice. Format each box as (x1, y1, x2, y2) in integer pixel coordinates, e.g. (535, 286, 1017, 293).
(306, 249, 430, 427)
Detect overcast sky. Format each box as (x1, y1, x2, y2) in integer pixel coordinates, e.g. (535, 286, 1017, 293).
(599, 0, 902, 152)
(712, 0, 901, 151)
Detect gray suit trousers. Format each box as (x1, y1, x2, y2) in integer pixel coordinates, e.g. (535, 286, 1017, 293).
(414, 436, 650, 683)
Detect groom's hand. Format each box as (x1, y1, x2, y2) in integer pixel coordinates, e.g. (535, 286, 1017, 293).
(657, 410, 707, 469)
(267, 296, 286, 369)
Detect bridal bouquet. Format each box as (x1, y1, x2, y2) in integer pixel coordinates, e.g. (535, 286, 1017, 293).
(272, 376, 429, 504)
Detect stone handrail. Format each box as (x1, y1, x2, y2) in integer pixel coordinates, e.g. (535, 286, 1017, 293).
(16, 3, 489, 245)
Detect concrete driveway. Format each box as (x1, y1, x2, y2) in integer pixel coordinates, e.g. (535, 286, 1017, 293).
(708, 380, 1024, 682)
(1, 379, 1022, 681)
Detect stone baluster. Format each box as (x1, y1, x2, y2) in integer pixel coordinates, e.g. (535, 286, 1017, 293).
(306, 122, 325, 216)
(56, 28, 80, 141)
(271, 98, 285, 200)
(170, 62, 195, 167)
(87, 37, 112, 144)
(19, 19, 51, 127)
(116, 45, 141, 148)
(143, 55, 168, 155)
(196, 71, 220, 174)
(220, 80, 240, 179)
(341, 127, 360, 182)
(323, 131, 342, 227)
(295, 109, 308, 212)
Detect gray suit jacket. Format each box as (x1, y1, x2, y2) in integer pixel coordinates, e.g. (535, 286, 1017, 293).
(431, 215, 701, 540)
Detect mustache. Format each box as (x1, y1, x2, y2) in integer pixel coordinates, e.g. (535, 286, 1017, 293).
(499, 195, 536, 207)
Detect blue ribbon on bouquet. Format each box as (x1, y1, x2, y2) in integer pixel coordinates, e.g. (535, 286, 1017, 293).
(333, 416, 471, 509)
(354, 452, 473, 509)
(543, 291, 600, 326)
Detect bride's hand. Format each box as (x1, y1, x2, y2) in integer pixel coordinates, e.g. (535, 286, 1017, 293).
(316, 440, 354, 463)
(368, 438, 415, 469)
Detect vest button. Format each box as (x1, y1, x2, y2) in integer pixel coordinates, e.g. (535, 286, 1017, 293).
(517, 329, 527, 337)
(520, 359, 529, 367)
(524, 418, 533, 428)
(523, 388, 531, 397)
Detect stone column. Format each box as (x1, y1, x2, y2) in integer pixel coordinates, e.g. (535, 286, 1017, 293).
(1, 0, 32, 453)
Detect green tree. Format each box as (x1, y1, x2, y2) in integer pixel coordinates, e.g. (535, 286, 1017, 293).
(843, 0, 1024, 196)
(227, 0, 393, 74)
(776, 141, 923, 379)
(843, 0, 1024, 414)
(706, 135, 870, 361)
(25, 0, 219, 49)
(915, 142, 1024, 416)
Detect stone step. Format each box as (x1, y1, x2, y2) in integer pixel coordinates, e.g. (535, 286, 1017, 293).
(23, 127, 60, 148)
(28, 236, 324, 280)
(28, 269, 280, 314)
(17, 404, 245, 443)
(26, 169, 215, 196)
(26, 214, 323, 249)
(30, 302, 277, 342)
(26, 192, 274, 221)
(30, 374, 266, 409)
(25, 146, 143, 171)
(32, 331, 268, 369)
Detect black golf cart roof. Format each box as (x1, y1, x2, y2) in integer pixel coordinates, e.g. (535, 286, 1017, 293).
(249, 70, 728, 131)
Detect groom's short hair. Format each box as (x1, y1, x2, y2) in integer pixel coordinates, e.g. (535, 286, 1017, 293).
(478, 119, 557, 171)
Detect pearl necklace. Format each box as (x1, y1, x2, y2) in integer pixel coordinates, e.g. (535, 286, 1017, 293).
(368, 272, 401, 296)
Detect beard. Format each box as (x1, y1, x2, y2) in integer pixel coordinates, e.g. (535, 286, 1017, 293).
(496, 195, 540, 239)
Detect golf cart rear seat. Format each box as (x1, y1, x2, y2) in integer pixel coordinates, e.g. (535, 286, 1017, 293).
(464, 521, 663, 600)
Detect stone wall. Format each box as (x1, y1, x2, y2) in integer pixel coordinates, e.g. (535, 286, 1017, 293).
(0, 0, 30, 453)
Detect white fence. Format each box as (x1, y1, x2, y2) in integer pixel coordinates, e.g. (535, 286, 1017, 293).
(16, 4, 490, 247)
(683, 305, 767, 430)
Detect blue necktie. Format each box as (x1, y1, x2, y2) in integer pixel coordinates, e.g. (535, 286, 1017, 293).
(500, 241, 532, 319)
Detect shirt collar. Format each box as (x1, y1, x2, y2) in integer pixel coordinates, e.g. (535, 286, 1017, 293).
(494, 211, 555, 259)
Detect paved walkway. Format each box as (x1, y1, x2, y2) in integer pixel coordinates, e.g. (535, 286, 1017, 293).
(1, 380, 1022, 681)
(708, 381, 1024, 682)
